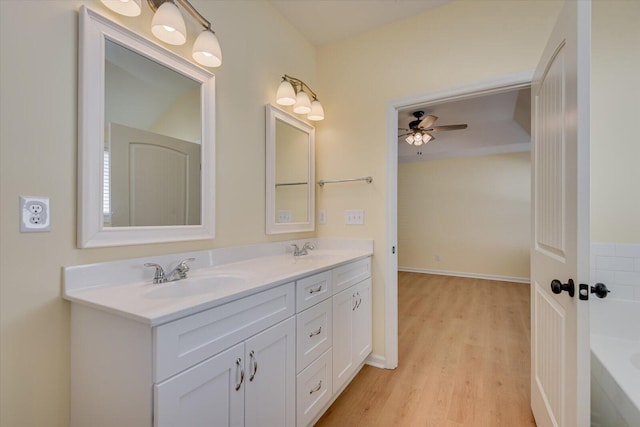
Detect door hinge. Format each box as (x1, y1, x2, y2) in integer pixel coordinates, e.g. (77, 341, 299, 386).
(392, 246, 396, 254)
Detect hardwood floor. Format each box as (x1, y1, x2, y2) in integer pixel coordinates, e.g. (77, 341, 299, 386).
(315, 272, 535, 427)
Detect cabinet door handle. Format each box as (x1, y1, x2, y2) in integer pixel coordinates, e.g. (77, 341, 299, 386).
(235, 358, 244, 391)
(249, 350, 258, 382)
(309, 326, 322, 338)
(309, 380, 322, 394)
(356, 292, 362, 309)
(309, 285, 322, 294)
(352, 293, 358, 311)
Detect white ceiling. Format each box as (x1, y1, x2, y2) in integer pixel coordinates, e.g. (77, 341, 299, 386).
(268, 0, 452, 46)
(397, 89, 531, 163)
(267, 1, 531, 163)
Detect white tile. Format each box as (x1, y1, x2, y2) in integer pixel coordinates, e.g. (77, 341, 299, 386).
(592, 243, 616, 256)
(608, 284, 635, 300)
(615, 271, 640, 286)
(595, 270, 616, 284)
(615, 243, 640, 258)
(596, 256, 635, 272)
(635, 258, 640, 272)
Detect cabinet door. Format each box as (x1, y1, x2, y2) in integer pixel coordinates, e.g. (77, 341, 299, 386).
(352, 278, 372, 366)
(244, 317, 296, 427)
(154, 343, 245, 427)
(332, 286, 355, 394)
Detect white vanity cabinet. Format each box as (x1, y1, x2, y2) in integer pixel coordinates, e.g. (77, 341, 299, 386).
(70, 282, 295, 427)
(155, 317, 296, 427)
(294, 257, 372, 426)
(333, 278, 372, 394)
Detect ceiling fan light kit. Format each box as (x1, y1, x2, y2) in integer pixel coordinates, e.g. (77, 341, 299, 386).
(398, 110, 467, 147)
(276, 75, 324, 121)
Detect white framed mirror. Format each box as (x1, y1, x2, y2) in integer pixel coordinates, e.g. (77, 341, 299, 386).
(266, 104, 315, 234)
(78, 6, 215, 248)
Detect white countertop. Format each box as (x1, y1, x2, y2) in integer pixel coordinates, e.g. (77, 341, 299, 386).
(63, 240, 373, 326)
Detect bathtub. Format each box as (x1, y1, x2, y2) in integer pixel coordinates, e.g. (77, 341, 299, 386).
(591, 299, 640, 427)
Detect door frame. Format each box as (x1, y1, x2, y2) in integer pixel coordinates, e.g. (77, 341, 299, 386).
(383, 70, 535, 369)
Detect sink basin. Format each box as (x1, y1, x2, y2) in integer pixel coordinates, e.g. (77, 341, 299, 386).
(145, 275, 245, 299)
(293, 254, 338, 263)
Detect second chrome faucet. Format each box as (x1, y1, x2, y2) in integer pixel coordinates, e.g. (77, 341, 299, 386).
(291, 242, 315, 257)
(144, 258, 195, 284)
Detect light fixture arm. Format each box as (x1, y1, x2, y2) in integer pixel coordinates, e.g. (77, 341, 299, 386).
(147, 0, 215, 32)
(282, 74, 319, 100)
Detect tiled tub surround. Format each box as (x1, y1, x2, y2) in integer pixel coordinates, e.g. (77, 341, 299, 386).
(63, 238, 373, 325)
(591, 243, 640, 301)
(591, 299, 640, 427)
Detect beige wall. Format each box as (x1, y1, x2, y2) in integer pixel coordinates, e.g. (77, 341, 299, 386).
(591, 0, 640, 243)
(398, 153, 531, 279)
(316, 0, 562, 357)
(0, 1, 316, 425)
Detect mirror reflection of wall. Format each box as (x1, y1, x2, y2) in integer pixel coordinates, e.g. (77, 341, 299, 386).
(104, 39, 202, 227)
(275, 119, 309, 223)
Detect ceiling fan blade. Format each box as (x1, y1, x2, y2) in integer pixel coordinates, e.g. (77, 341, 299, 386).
(398, 127, 411, 131)
(398, 132, 412, 138)
(418, 115, 438, 129)
(427, 124, 468, 132)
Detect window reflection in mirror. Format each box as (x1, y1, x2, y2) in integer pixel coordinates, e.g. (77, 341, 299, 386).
(104, 39, 201, 227)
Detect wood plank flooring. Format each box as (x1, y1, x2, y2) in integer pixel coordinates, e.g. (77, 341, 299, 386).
(315, 272, 535, 427)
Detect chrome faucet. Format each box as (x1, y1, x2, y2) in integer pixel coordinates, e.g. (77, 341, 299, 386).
(144, 258, 195, 284)
(291, 242, 315, 257)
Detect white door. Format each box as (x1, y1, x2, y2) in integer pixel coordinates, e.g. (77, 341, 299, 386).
(244, 318, 296, 427)
(154, 343, 245, 427)
(530, 1, 591, 426)
(109, 123, 201, 227)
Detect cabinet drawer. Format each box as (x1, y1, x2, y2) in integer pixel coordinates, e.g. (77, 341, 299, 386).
(296, 349, 332, 427)
(296, 298, 332, 372)
(296, 270, 332, 312)
(154, 283, 295, 382)
(332, 257, 371, 294)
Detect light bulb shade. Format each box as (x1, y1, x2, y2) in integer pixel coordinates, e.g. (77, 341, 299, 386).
(414, 132, 422, 142)
(192, 30, 222, 67)
(151, 2, 187, 45)
(293, 90, 311, 114)
(405, 135, 415, 144)
(276, 80, 296, 106)
(101, 0, 141, 16)
(414, 138, 423, 146)
(423, 133, 433, 143)
(307, 100, 325, 121)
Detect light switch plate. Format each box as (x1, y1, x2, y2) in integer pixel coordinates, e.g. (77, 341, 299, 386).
(345, 209, 364, 225)
(319, 209, 327, 225)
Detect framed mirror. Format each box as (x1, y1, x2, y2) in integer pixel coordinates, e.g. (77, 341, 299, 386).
(266, 105, 315, 234)
(78, 6, 215, 247)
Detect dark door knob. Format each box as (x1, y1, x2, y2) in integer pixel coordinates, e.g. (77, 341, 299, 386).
(550, 278, 575, 297)
(591, 282, 610, 299)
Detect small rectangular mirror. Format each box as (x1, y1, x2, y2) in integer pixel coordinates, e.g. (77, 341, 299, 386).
(266, 104, 315, 234)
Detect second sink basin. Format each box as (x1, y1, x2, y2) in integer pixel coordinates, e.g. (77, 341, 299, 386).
(145, 275, 246, 299)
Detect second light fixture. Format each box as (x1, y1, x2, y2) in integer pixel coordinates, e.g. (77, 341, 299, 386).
(276, 75, 324, 121)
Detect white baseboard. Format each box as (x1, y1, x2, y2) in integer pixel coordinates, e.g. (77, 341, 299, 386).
(365, 353, 387, 369)
(398, 266, 530, 284)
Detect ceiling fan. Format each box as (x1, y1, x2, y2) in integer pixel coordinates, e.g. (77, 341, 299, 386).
(398, 111, 468, 146)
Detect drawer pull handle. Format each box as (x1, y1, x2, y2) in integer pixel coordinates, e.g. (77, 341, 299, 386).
(353, 293, 358, 311)
(309, 380, 322, 394)
(309, 285, 322, 294)
(249, 350, 258, 382)
(309, 327, 322, 338)
(235, 358, 244, 391)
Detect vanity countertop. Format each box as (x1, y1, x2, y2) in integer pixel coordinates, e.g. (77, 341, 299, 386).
(64, 246, 372, 326)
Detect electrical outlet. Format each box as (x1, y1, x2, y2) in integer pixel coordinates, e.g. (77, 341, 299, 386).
(20, 196, 50, 232)
(345, 209, 364, 225)
(318, 209, 327, 225)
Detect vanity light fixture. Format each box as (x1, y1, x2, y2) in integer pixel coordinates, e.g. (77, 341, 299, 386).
(276, 75, 324, 121)
(100, 0, 222, 68)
